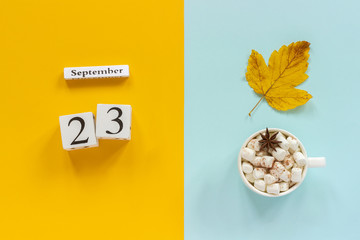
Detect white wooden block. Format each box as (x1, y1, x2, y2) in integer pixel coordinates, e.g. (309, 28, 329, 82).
(59, 112, 98, 150)
(64, 65, 129, 80)
(96, 104, 132, 140)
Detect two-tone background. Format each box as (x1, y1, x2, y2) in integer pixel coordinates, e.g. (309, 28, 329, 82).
(1, 0, 360, 239)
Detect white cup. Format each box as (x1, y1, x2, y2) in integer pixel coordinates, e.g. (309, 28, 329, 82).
(238, 128, 326, 197)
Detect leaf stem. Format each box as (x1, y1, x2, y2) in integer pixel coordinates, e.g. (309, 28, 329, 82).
(248, 96, 265, 117)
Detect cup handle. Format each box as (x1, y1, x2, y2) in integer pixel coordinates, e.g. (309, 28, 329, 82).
(307, 157, 326, 168)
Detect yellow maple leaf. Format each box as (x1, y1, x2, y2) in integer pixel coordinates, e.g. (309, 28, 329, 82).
(246, 41, 313, 116)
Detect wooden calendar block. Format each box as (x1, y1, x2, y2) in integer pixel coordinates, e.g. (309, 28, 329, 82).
(96, 104, 132, 140)
(59, 112, 99, 150)
(64, 65, 129, 80)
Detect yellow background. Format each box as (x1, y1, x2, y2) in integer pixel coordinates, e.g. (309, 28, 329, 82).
(0, 0, 183, 239)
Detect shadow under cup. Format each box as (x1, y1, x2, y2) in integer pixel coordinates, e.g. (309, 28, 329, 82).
(238, 128, 325, 197)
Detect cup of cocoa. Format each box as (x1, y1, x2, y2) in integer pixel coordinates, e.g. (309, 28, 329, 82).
(238, 128, 326, 197)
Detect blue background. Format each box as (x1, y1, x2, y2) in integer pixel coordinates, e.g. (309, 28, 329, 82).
(185, 0, 360, 239)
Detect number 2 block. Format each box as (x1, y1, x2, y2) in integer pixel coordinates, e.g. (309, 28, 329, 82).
(96, 104, 132, 140)
(59, 112, 99, 150)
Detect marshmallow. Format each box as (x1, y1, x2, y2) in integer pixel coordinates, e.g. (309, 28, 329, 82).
(290, 147, 301, 154)
(241, 147, 256, 161)
(266, 183, 280, 195)
(242, 162, 253, 174)
(257, 151, 269, 157)
(275, 132, 289, 151)
(264, 174, 277, 185)
(291, 168, 303, 182)
(287, 136, 299, 153)
(260, 156, 275, 168)
(247, 139, 261, 151)
(251, 156, 262, 167)
(293, 163, 303, 169)
(283, 156, 295, 169)
(253, 168, 266, 179)
(270, 162, 286, 178)
(276, 132, 286, 139)
(293, 152, 306, 167)
(270, 147, 287, 161)
(280, 182, 289, 192)
(254, 179, 266, 192)
(246, 173, 255, 183)
(279, 170, 291, 182)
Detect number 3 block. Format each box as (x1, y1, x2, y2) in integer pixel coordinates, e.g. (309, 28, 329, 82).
(96, 104, 132, 140)
(59, 112, 99, 150)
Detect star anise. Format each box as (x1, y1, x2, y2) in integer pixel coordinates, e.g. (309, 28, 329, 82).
(259, 128, 282, 152)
